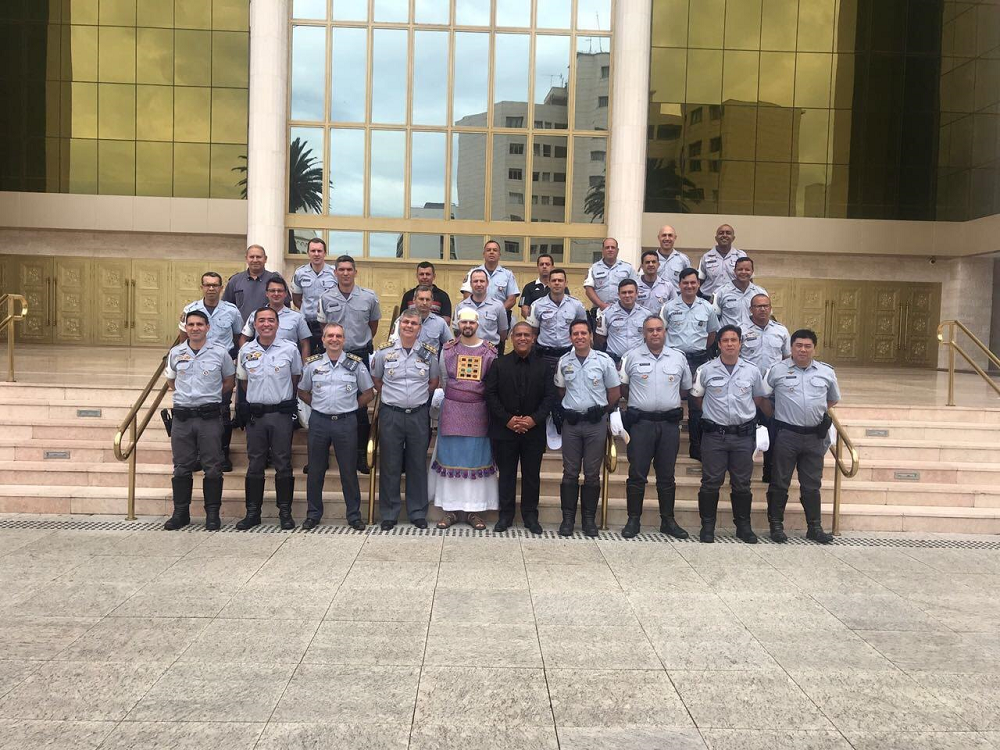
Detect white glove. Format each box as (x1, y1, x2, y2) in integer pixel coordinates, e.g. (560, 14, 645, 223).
(755, 424, 770, 452)
(431, 388, 445, 410)
(826, 423, 837, 451)
(297, 398, 311, 429)
(546, 416, 562, 450)
(609, 410, 630, 445)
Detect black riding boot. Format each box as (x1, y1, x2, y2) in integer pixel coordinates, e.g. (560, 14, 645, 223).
(802, 490, 833, 543)
(558, 482, 578, 536)
(698, 489, 719, 543)
(622, 486, 644, 538)
(276, 475, 296, 530)
(203, 476, 223, 531)
(236, 476, 264, 530)
(766, 488, 788, 543)
(732, 490, 758, 543)
(164, 476, 192, 531)
(580, 485, 600, 538)
(657, 485, 688, 539)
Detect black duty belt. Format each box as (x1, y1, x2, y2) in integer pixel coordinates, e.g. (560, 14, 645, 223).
(536, 345, 571, 357)
(563, 405, 606, 425)
(684, 350, 710, 363)
(312, 409, 357, 421)
(247, 399, 297, 416)
(775, 414, 831, 437)
(382, 403, 428, 414)
(173, 403, 223, 421)
(629, 407, 683, 424)
(701, 418, 756, 436)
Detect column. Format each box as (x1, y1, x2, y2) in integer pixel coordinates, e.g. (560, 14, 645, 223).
(247, 0, 290, 271)
(606, 0, 652, 266)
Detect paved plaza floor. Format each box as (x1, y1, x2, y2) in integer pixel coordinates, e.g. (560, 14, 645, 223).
(0, 519, 998, 749)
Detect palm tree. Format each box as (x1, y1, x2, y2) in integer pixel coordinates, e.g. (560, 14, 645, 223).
(584, 175, 606, 223)
(644, 158, 702, 213)
(232, 137, 324, 214)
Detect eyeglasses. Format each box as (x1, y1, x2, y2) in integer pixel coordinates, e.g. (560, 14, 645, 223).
(201, 283, 221, 288)
(750, 304, 771, 309)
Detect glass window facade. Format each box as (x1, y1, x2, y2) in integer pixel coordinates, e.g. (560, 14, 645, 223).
(0, 0, 250, 198)
(287, 0, 612, 260)
(646, 0, 1000, 221)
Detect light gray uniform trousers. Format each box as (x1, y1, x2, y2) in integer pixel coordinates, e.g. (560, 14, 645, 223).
(379, 405, 430, 522)
(699, 432, 754, 493)
(306, 411, 360, 522)
(561, 417, 607, 487)
(171, 416, 224, 479)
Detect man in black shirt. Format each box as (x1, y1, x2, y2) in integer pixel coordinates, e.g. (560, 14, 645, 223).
(400, 261, 453, 325)
(519, 253, 555, 319)
(484, 322, 557, 534)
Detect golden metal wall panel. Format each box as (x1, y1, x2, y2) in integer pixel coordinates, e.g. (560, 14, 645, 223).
(131, 260, 173, 345)
(52, 258, 89, 343)
(93, 260, 130, 345)
(11, 257, 53, 343)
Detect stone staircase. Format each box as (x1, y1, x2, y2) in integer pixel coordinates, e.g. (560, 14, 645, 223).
(1, 381, 999, 533)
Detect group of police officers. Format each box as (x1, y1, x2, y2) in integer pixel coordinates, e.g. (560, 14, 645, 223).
(164, 225, 840, 544)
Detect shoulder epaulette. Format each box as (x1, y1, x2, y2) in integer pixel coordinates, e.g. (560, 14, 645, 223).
(443, 340, 457, 350)
(422, 342, 438, 354)
(305, 353, 323, 363)
(345, 352, 363, 362)
(377, 340, 393, 350)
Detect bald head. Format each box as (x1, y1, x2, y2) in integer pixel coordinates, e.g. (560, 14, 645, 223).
(658, 225, 677, 254)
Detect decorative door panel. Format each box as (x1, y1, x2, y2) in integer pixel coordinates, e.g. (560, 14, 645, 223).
(793, 281, 830, 356)
(362, 264, 410, 342)
(867, 284, 902, 364)
(13, 257, 53, 342)
(902, 283, 940, 367)
(756, 277, 793, 330)
(93, 260, 130, 345)
(52, 259, 89, 344)
(827, 283, 865, 365)
(131, 260, 173, 346)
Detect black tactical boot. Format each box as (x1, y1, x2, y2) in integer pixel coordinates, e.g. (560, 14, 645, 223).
(203, 476, 223, 531)
(622, 486, 644, 538)
(580, 485, 600, 538)
(558, 482, 578, 536)
(236, 476, 264, 530)
(164, 476, 193, 531)
(766, 488, 788, 543)
(802, 490, 833, 544)
(698, 489, 719, 543)
(276, 475, 296, 530)
(657, 485, 688, 539)
(732, 490, 758, 543)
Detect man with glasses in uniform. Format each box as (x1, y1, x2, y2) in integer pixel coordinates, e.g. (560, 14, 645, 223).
(238, 276, 311, 361)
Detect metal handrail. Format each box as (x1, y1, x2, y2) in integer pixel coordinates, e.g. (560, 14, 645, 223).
(366, 305, 400, 525)
(600, 429, 618, 530)
(937, 319, 1000, 406)
(828, 407, 859, 536)
(113, 335, 180, 520)
(0, 294, 28, 382)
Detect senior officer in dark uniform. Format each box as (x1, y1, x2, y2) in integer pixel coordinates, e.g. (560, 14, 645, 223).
(690, 324, 770, 544)
(617, 315, 692, 539)
(485, 322, 558, 534)
(742, 293, 790, 483)
(298, 323, 376, 531)
(526, 267, 587, 365)
(661, 267, 720, 461)
(554, 320, 621, 537)
(595, 278, 646, 365)
(236, 307, 303, 530)
(163, 310, 236, 531)
(370, 309, 440, 531)
(763, 328, 840, 544)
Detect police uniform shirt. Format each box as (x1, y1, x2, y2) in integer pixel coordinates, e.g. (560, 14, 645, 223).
(453, 297, 508, 345)
(713, 280, 767, 329)
(764, 360, 841, 427)
(554, 349, 620, 411)
(236, 338, 303, 404)
(178, 299, 243, 348)
(290, 263, 337, 321)
(636, 275, 676, 314)
(316, 285, 382, 350)
(241, 306, 311, 345)
(389, 312, 454, 350)
(370, 340, 440, 408)
(460, 264, 521, 305)
(742, 320, 790, 375)
(656, 249, 692, 289)
(166, 341, 236, 407)
(697, 246, 748, 296)
(526, 294, 588, 348)
(660, 297, 720, 353)
(690, 358, 765, 426)
(619, 345, 691, 412)
(299, 351, 374, 414)
(595, 302, 647, 357)
(583, 259, 638, 306)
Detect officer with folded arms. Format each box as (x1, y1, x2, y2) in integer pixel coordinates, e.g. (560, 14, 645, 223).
(617, 315, 692, 539)
(526, 267, 587, 365)
(163, 310, 236, 531)
(763, 328, 840, 544)
(298, 323, 376, 531)
(595, 279, 647, 366)
(661, 267, 720, 460)
(689, 324, 770, 543)
(236, 307, 303, 530)
(554, 320, 621, 537)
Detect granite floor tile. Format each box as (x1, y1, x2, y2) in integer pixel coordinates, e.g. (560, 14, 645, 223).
(431, 588, 535, 624)
(525, 563, 622, 593)
(102, 532, 205, 557)
(180, 534, 285, 559)
(0, 660, 42, 698)
(827, 548, 934, 574)
(812, 593, 948, 631)
(12, 581, 141, 618)
(538, 625, 661, 669)
(179, 618, 319, 664)
(902, 549, 1000, 575)
(54, 617, 209, 663)
(669, 670, 834, 730)
(127, 661, 294, 722)
(909, 673, 1000, 731)
(356, 536, 442, 563)
(414, 666, 552, 727)
(531, 591, 640, 626)
(56, 555, 181, 584)
(611, 563, 712, 593)
(857, 630, 1000, 673)
(98, 721, 265, 749)
(248, 554, 352, 585)
(596, 540, 689, 568)
(326, 586, 434, 622)
(272, 664, 420, 724)
(626, 592, 746, 630)
(255, 722, 409, 749)
(646, 627, 781, 671)
(110, 582, 236, 619)
(697, 566, 798, 594)
(547, 668, 693, 728)
(0, 616, 99, 660)
(439, 537, 524, 564)
(673, 545, 768, 568)
(0, 552, 93, 584)
(217, 581, 339, 620)
(0, 719, 115, 750)
(21, 531, 126, 557)
(0, 529, 54, 556)
(755, 629, 897, 672)
(699, 729, 853, 749)
(408, 724, 560, 750)
(0, 661, 166, 721)
(521, 539, 606, 565)
(157, 555, 264, 588)
(789, 670, 971, 733)
(436, 560, 529, 590)
(424, 622, 542, 667)
(845, 732, 996, 750)
(304, 620, 428, 666)
(750, 547, 853, 572)
(778, 568, 888, 595)
(720, 593, 849, 634)
(557, 726, 707, 749)
(339, 561, 439, 591)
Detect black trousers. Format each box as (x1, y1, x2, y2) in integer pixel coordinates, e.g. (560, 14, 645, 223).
(494, 431, 546, 524)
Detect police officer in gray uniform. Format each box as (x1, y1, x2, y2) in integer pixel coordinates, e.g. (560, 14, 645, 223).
(554, 320, 621, 537)
(454, 269, 509, 349)
(526, 268, 587, 364)
(290, 237, 337, 354)
(763, 328, 840, 544)
(164, 310, 236, 531)
(690, 325, 770, 543)
(370, 309, 440, 531)
(239, 276, 311, 359)
(299, 323, 375, 531)
(388, 285, 453, 350)
(661, 268, 720, 460)
(655, 225, 692, 291)
(583, 237, 638, 327)
(712, 256, 766, 330)
(618, 315, 692, 539)
(236, 307, 303, 530)
(595, 279, 647, 365)
(697, 224, 747, 298)
(637, 249, 676, 314)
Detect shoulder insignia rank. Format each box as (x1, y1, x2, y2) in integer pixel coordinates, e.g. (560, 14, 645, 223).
(342, 357, 360, 371)
(345, 352, 362, 362)
(305, 354, 324, 363)
(422, 343, 438, 354)
(377, 340, 393, 350)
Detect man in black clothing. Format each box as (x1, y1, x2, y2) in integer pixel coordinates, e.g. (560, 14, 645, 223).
(484, 322, 557, 534)
(400, 261, 453, 325)
(519, 253, 554, 318)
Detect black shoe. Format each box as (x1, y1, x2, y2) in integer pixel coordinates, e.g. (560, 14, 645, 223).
(357, 456, 370, 475)
(412, 518, 428, 529)
(769, 522, 788, 543)
(806, 524, 834, 544)
(621, 516, 641, 538)
(699, 520, 715, 543)
(221, 459, 233, 473)
(380, 520, 395, 531)
(204, 509, 221, 531)
(659, 517, 689, 539)
(302, 518, 319, 530)
(761, 468, 771, 484)
(235, 515, 261, 530)
(525, 520, 543, 534)
(494, 519, 511, 533)
(302, 464, 309, 475)
(349, 519, 366, 531)
(558, 517, 575, 536)
(735, 523, 758, 544)
(163, 513, 190, 531)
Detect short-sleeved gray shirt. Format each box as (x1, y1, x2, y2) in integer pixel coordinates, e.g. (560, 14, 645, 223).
(370, 340, 440, 408)
(554, 349, 621, 411)
(221, 269, 286, 322)
(526, 294, 588, 348)
(697, 246, 748, 296)
(713, 280, 767, 330)
(636, 275, 676, 314)
(165, 341, 236, 407)
(316, 285, 382, 351)
(236, 338, 303, 404)
(460, 264, 521, 304)
(656, 249, 693, 290)
(453, 297, 509, 346)
(661, 297, 720, 353)
(741, 320, 790, 375)
(299, 351, 375, 414)
(178, 299, 243, 348)
(764, 360, 840, 427)
(595, 302, 647, 358)
(690, 357, 765, 426)
(241, 306, 311, 345)
(618, 344, 691, 412)
(583, 259, 638, 306)
(290, 263, 337, 321)
(389, 312, 453, 350)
